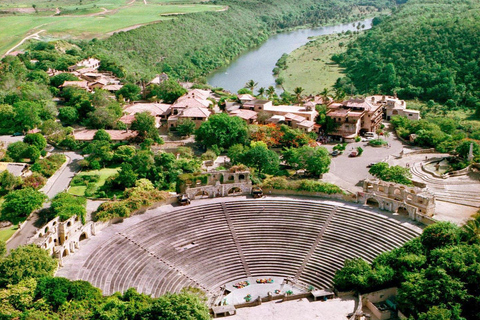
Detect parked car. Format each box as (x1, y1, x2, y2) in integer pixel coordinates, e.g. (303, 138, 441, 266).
(177, 194, 191, 206)
(252, 187, 264, 198)
(331, 150, 340, 157)
(349, 151, 359, 157)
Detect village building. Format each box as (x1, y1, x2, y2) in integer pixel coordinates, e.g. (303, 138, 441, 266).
(326, 98, 383, 141)
(60, 80, 90, 91)
(167, 106, 211, 129)
(147, 73, 169, 86)
(237, 94, 255, 104)
(229, 109, 258, 124)
(68, 58, 100, 72)
(243, 99, 273, 112)
(120, 102, 172, 128)
(73, 129, 138, 142)
(367, 95, 420, 121)
(167, 89, 212, 128)
(263, 104, 318, 122)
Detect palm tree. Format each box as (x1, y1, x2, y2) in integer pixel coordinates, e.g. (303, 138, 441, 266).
(245, 79, 258, 92)
(266, 86, 276, 100)
(333, 88, 346, 102)
(320, 87, 330, 105)
(257, 87, 265, 98)
(293, 87, 304, 104)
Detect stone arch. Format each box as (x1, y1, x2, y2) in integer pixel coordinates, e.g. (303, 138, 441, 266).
(62, 249, 70, 257)
(79, 233, 88, 241)
(227, 187, 242, 196)
(194, 190, 209, 199)
(397, 206, 408, 215)
(238, 174, 245, 181)
(393, 189, 401, 196)
(366, 198, 380, 208)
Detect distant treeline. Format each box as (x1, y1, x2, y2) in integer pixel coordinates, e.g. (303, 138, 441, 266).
(333, 0, 480, 110)
(82, 0, 396, 81)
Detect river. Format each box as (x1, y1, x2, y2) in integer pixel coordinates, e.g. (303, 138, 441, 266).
(207, 18, 373, 93)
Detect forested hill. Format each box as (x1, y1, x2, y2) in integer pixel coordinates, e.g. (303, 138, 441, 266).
(334, 0, 480, 109)
(84, 0, 394, 81)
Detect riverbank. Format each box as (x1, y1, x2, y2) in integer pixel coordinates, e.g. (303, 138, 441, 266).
(87, 0, 392, 81)
(277, 32, 357, 94)
(207, 16, 374, 93)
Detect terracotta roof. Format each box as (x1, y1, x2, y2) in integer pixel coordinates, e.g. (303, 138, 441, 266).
(238, 94, 255, 101)
(342, 99, 381, 112)
(173, 96, 210, 109)
(179, 106, 210, 118)
(60, 80, 89, 89)
(284, 113, 306, 122)
(297, 120, 315, 128)
(230, 109, 257, 120)
(103, 84, 123, 91)
(244, 99, 270, 106)
(73, 130, 138, 141)
(124, 103, 171, 117)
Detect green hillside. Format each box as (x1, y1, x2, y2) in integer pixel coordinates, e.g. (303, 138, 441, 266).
(84, 0, 395, 80)
(333, 0, 480, 111)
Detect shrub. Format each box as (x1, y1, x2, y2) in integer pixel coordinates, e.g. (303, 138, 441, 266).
(368, 138, 388, 147)
(31, 154, 66, 178)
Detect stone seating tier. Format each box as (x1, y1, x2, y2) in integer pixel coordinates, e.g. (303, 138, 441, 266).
(65, 199, 420, 299)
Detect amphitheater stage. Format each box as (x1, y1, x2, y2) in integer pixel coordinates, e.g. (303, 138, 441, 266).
(228, 296, 357, 320)
(222, 276, 304, 305)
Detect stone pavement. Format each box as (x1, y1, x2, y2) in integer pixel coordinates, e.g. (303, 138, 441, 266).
(228, 296, 356, 320)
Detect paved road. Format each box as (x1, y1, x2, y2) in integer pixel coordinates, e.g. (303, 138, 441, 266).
(0, 134, 24, 147)
(323, 125, 404, 193)
(6, 151, 83, 251)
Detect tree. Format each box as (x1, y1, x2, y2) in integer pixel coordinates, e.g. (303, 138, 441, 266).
(227, 144, 246, 165)
(368, 162, 412, 185)
(13, 101, 41, 132)
(266, 86, 276, 100)
(0, 245, 57, 287)
(195, 113, 248, 149)
(0, 188, 47, 224)
(114, 163, 138, 189)
(131, 112, 162, 143)
(0, 240, 5, 257)
(333, 258, 373, 292)
(245, 79, 258, 92)
(6, 141, 29, 162)
(240, 141, 279, 175)
(456, 140, 479, 160)
(421, 222, 461, 251)
(141, 289, 210, 320)
(147, 80, 187, 103)
(175, 118, 196, 137)
(257, 87, 265, 97)
(93, 129, 111, 142)
(0, 171, 21, 196)
(114, 145, 137, 163)
(24, 133, 47, 151)
(116, 83, 141, 102)
(50, 192, 87, 223)
(283, 146, 331, 176)
(293, 86, 304, 104)
(50, 73, 79, 88)
(58, 107, 79, 125)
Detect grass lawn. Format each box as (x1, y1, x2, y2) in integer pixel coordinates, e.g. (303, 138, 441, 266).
(68, 167, 119, 197)
(0, 225, 18, 242)
(0, 1, 225, 55)
(279, 33, 359, 94)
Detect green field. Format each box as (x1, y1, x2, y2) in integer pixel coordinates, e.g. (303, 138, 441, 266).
(0, 0, 225, 55)
(0, 225, 17, 242)
(279, 33, 358, 94)
(68, 167, 119, 196)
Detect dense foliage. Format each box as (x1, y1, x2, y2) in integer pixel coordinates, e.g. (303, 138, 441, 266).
(334, 0, 480, 113)
(49, 192, 87, 224)
(333, 219, 480, 320)
(0, 188, 47, 224)
(0, 246, 210, 319)
(196, 113, 249, 150)
(368, 162, 412, 185)
(261, 176, 343, 194)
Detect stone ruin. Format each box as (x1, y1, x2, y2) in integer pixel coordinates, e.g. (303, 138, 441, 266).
(182, 169, 253, 200)
(360, 179, 435, 218)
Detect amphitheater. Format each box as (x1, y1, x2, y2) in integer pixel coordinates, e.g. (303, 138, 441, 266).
(57, 197, 420, 313)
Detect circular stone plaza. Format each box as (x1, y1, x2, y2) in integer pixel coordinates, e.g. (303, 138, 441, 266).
(56, 197, 421, 319)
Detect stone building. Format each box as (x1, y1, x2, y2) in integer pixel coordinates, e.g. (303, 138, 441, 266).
(361, 179, 435, 217)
